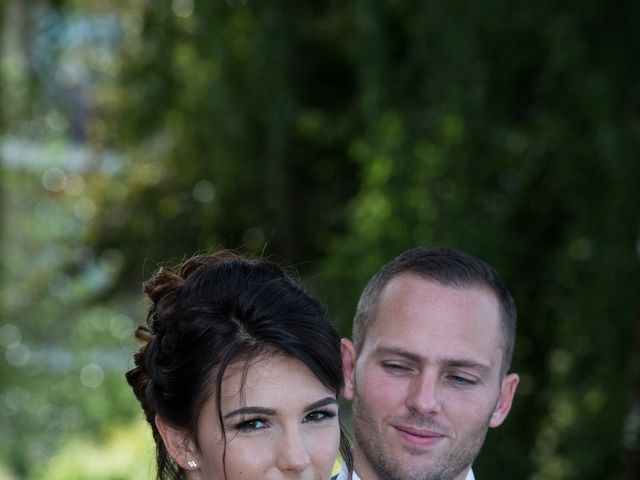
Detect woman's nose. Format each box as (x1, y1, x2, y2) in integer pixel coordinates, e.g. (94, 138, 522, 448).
(276, 428, 312, 473)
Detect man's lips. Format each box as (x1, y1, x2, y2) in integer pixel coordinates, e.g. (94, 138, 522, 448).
(393, 425, 447, 448)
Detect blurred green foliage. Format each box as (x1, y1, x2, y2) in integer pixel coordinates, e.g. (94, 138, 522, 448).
(1, 0, 639, 479)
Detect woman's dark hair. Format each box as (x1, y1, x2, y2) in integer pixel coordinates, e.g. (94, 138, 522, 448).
(126, 251, 352, 479)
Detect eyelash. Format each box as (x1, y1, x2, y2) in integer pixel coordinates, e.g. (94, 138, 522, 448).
(234, 418, 268, 431)
(447, 375, 477, 386)
(232, 409, 336, 431)
(304, 409, 336, 423)
(383, 362, 479, 387)
(382, 362, 411, 373)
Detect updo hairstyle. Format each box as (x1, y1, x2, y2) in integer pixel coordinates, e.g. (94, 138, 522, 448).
(125, 252, 351, 479)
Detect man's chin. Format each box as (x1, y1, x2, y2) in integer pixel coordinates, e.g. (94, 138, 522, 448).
(378, 445, 446, 475)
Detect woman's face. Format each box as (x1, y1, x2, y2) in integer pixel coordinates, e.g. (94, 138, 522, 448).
(193, 354, 341, 480)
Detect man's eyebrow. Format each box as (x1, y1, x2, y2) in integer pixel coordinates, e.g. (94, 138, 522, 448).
(443, 359, 492, 375)
(223, 397, 337, 419)
(373, 346, 423, 363)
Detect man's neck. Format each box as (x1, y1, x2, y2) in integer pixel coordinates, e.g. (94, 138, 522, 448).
(350, 447, 379, 480)
(350, 467, 474, 480)
(350, 446, 474, 480)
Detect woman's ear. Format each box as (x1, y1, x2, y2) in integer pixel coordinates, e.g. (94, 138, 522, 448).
(155, 415, 199, 471)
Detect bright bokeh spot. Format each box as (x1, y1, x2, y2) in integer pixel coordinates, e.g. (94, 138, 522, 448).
(42, 168, 67, 192)
(80, 364, 104, 388)
(6, 343, 31, 367)
(74, 198, 97, 221)
(4, 386, 30, 412)
(193, 180, 215, 203)
(64, 173, 86, 196)
(172, 0, 194, 18)
(0, 324, 22, 348)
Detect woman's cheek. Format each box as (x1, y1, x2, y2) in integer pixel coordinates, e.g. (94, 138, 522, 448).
(225, 436, 273, 478)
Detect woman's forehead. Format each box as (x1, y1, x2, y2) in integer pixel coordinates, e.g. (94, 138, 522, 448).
(218, 354, 334, 409)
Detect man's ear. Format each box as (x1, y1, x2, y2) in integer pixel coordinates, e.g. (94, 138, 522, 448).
(489, 372, 519, 428)
(155, 415, 197, 470)
(341, 338, 357, 400)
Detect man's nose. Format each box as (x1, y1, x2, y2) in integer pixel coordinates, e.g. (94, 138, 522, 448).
(405, 371, 442, 415)
(276, 427, 312, 473)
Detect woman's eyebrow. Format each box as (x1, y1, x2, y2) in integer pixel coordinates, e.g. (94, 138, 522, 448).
(223, 406, 276, 419)
(224, 397, 338, 419)
(304, 397, 338, 411)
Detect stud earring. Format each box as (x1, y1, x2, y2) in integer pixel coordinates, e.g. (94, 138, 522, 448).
(187, 459, 198, 470)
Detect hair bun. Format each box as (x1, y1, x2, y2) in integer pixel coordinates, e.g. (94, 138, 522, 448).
(125, 325, 155, 422)
(144, 266, 183, 305)
(142, 265, 184, 336)
(178, 251, 240, 279)
(143, 252, 242, 335)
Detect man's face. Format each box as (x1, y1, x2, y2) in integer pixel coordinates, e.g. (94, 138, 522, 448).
(342, 274, 519, 480)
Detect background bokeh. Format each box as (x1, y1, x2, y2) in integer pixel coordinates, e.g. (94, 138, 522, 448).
(1, 1, 639, 479)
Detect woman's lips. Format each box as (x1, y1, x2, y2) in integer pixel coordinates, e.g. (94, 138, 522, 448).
(393, 425, 446, 448)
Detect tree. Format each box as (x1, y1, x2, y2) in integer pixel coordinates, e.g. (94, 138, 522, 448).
(2, 1, 638, 478)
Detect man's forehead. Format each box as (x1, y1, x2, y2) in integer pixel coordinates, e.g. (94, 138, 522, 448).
(376, 273, 500, 317)
(364, 274, 504, 364)
(381, 272, 492, 298)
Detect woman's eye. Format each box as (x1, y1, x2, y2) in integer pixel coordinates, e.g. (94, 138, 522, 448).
(235, 418, 267, 431)
(304, 410, 336, 423)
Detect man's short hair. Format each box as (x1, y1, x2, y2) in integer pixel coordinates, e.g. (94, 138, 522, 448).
(353, 246, 517, 374)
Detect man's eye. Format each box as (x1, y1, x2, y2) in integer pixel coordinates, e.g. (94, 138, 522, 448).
(304, 410, 336, 423)
(448, 375, 477, 386)
(382, 362, 410, 373)
(234, 418, 267, 431)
